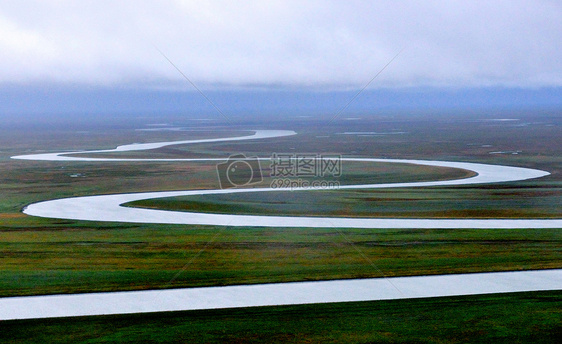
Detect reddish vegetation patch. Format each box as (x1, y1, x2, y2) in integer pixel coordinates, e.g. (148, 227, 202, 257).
(0, 213, 26, 219)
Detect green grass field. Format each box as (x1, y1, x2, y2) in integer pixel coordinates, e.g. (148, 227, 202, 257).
(1, 224, 560, 297)
(0, 113, 560, 342)
(128, 181, 562, 219)
(1, 291, 561, 344)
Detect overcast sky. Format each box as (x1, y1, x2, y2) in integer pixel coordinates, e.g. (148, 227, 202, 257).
(1, 0, 561, 90)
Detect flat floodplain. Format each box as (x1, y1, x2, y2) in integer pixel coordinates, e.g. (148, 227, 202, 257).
(130, 182, 562, 219)
(0, 113, 560, 340)
(1, 291, 561, 344)
(1, 225, 561, 297)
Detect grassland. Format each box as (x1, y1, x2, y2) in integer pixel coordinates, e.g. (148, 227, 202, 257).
(1, 224, 561, 297)
(128, 181, 562, 219)
(0, 116, 560, 298)
(1, 291, 560, 344)
(0, 113, 560, 342)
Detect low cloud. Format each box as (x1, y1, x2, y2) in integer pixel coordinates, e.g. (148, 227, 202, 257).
(0, 0, 561, 89)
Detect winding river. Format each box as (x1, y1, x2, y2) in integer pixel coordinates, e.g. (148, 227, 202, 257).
(2, 129, 560, 320)
(11, 130, 562, 229)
